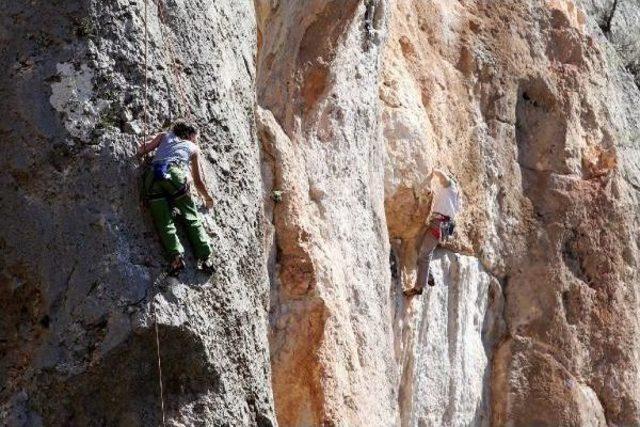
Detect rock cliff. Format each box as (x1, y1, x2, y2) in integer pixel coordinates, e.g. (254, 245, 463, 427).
(255, 1, 396, 424)
(1, 0, 639, 426)
(256, 0, 640, 425)
(1, 1, 274, 425)
(381, 1, 640, 425)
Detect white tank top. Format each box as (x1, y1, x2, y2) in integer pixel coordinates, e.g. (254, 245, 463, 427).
(153, 132, 197, 165)
(431, 179, 462, 218)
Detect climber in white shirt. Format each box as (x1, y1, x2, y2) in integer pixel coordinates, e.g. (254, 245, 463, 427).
(404, 169, 462, 297)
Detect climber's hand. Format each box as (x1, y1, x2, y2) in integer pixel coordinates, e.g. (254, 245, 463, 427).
(432, 169, 452, 186)
(433, 168, 446, 177)
(203, 195, 215, 209)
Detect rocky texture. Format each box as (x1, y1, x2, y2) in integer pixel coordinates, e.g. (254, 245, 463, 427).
(255, 0, 640, 425)
(0, 0, 275, 425)
(255, 1, 398, 425)
(578, 0, 640, 85)
(392, 251, 504, 427)
(381, 0, 640, 425)
(257, 0, 637, 425)
(3, 0, 640, 425)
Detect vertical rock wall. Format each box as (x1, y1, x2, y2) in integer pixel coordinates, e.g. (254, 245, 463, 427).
(392, 252, 504, 426)
(256, 0, 640, 425)
(0, 0, 275, 425)
(382, 0, 640, 425)
(578, 0, 640, 86)
(2, 0, 640, 425)
(255, 0, 398, 425)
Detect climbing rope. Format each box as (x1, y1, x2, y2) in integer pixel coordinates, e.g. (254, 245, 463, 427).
(151, 271, 169, 427)
(139, 2, 212, 418)
(154, 0, 193, 121)
(153, 309, 166, 427)
(140, 0, 193, 161)
(141, 0, 167, 425)
(152, 0, 211, 204)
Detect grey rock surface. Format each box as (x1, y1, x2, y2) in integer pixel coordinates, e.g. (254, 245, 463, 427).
(579, 0, 640, 86)
(0, 0, 275, 425)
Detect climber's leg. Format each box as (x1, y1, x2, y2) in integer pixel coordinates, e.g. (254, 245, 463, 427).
(415, 231, 438, 290)
(144, 167, 185, 260)
(173, 193, 212, 261)
(404, 226, 438, 297)
(166, 166, 212, 262)
(148, 196, 185, 259)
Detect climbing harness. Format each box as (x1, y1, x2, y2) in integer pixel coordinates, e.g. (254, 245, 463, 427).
(144, 161, 191, 204)
(146, 183, 190, 203)
(429, 213, 456, 243)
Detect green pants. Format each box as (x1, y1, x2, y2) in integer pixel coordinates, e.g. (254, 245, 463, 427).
(144, 164, 212, 260)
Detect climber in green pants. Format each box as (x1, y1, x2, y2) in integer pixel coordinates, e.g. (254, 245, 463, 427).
(138, 120, 215, 276)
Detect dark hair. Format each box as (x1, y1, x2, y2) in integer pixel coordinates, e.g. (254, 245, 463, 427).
(172, 120, 198, 139)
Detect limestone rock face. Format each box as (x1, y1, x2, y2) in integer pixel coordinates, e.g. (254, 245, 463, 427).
(382, 0, 640, 425)
(578, 0, 640, 85)
(0, 1, 275, 425)
(256, 1, 398, 425)
(259, 0, 640, 425)
(392, 251, 504, 426)
(2, 0, 640, 425)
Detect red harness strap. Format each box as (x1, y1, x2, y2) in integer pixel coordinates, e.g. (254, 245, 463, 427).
(429, 213, 451, 240)
(430, 226, 441, 240)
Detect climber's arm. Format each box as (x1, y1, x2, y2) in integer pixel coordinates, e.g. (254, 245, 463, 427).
(190, 148, 214, 209)
(137, 132, 165, 157)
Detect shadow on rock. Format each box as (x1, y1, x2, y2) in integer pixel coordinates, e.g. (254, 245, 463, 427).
(31, 324, 219, 426)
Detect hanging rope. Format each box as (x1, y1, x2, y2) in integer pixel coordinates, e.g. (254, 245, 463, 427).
(140, 0, 192, 160)
(151, 271, 168, 427)
(152, 0, 209, 203)
(141, 1, 167, 425)
(152, 309, 166, 427)
(154, 0, 193, 120)
(138, 3, 211, 419)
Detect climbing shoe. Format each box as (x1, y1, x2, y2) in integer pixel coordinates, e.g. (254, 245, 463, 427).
(168, 254, 186, 277)
(403, 287, 424, 297)
(428, 273, 435, 287)
(196, 257, 215, 275)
